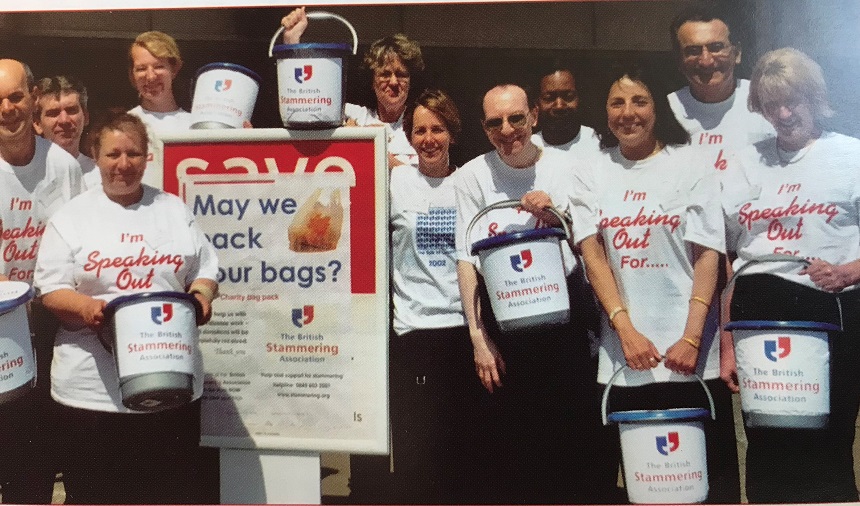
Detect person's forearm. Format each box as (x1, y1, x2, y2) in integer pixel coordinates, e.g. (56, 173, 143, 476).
(42, 289, 97, 328)
(457, 260, 486, 345)
(681, 245, 719, 342)
(580, 234, 632, 333)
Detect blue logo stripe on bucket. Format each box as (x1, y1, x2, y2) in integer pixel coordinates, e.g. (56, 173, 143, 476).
(606, 407, 711, 423)
(724, 320, 841, 332)
(0, 283, 33, 314)
(470, 227, 566, 256)
(103, 291, 201, 320)
(195, 62, 262, 84)
(272, 43, 353, 57)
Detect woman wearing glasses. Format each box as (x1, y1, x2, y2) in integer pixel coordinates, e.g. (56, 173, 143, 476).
(722, 48, 860, 503)
(569, 63, 739, 503)
(282, 7, 423, 168)
(454, 83, 599, 504)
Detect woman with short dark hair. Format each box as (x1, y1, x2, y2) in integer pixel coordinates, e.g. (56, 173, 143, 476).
(571, 62, 740, 503)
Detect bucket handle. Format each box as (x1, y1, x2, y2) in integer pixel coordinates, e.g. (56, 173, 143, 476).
(464, 199, 572, 254)
(720, 254, 844, 331)
(600, 365, 716, 426)
(269, 11, 359, 58)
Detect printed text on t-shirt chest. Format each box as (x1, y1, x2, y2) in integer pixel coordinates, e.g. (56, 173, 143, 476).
(1, 197, 45, 281)
(697, 132, 728, 171)
(84, 233, 184, 290)
(599, 190, 680, 269)
(486, 208, 549, 236)
(736, 183, 839, 256)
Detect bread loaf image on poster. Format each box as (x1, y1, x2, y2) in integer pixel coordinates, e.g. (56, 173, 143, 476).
(288, 188, 344, 252)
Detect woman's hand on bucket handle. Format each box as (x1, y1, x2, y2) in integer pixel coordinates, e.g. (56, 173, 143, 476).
(800, 258, 859, 293)
(616, 321, 661, 370)
(80, 297, 106, 331)
(472, 333, 505, 393)
(281, 7, 308, 44)
(664, 336, 699, 375)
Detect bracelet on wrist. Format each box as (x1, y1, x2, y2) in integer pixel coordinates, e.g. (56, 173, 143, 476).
(689, 296, 710, 308)
(608, 306, 628, 328)
(681, 336, 700, 349)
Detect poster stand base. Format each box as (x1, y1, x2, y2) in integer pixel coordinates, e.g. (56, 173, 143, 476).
(220, 448, 321, 504)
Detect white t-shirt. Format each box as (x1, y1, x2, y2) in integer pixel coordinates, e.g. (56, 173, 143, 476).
(455, 148, 578, 275)
(390, 164, 465, 335)
(531, 125, 601, 156)
(34, 185, 219, 413)
(345, 103, 417, 167)
(570, 145, 725, 386)
(668, 79, 774, 176)
(0, 136, 82, 284)
(128, 105, 193, 189)
(723, 132, 860, 290)
(78, 153, 100, 190)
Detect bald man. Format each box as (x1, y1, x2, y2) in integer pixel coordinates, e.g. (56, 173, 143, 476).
(454, 83, 600, 504)
(0, 59, 82, 504)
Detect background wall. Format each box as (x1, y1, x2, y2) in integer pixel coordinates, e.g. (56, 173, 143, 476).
(4, 1, 854, 163)
(0, 0, 823, 166)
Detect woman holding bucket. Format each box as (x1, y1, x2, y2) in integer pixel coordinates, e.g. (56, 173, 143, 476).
(569, 62, 740, 503)
(721, 48, 860, 503)
(33, 112, 218, 504)
(386, 88, 474, 503)
(282, 7, 423, 168)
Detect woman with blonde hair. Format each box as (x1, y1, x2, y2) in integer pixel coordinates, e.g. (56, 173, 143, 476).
(127, 30, 192, 187)
(722, 47, 860, 503)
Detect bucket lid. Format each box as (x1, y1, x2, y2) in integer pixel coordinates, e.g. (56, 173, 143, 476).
(195, 62, 262, 84)
(271, 42, 352, 58)
(607, 407, 710, 424)
(724, 320, 841, 332)
(470, 227, 566, 255)
(104, 291, 202, 322)
(0, 281, 33, 314)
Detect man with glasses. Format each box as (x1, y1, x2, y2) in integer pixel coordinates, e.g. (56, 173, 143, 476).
(666, 7, 760, 505)
(668, 6, 773, 175)
(454, 83, 600, 504)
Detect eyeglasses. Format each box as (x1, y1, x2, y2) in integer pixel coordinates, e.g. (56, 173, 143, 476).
(682, 41, 733, 59)
(482, 113, 529, 132)
(375, 70, 410, 82)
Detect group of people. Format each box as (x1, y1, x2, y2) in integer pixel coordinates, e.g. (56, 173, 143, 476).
(281, 4, 860, 506)
(0, 29, 219, 505)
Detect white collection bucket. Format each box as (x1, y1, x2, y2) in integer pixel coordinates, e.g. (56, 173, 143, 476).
(101, 291, 201, 412)
(721, 254, 837, 429)
(466, 200, 571, 332)
(725, 320, 836, 429)
(601, 367, 715, 504)
(268, 11, 358, 129)
(0, 281, 35, 405)
(190, 62, 262, 129)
